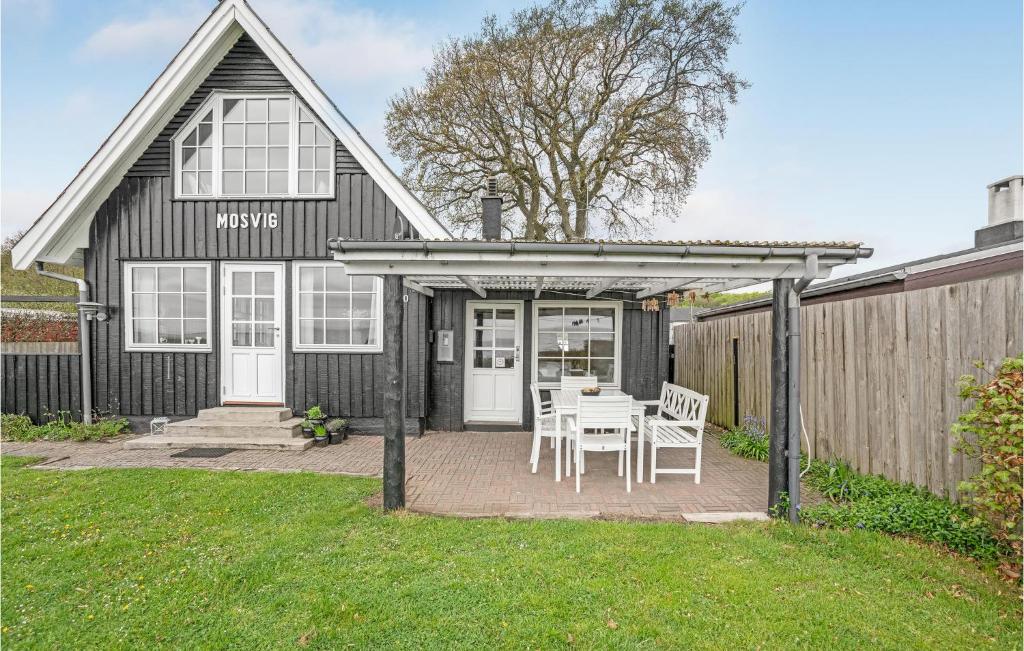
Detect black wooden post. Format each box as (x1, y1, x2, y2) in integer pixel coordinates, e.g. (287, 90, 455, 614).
(382, 274, 405, 509)
(768, 278, 792, 512)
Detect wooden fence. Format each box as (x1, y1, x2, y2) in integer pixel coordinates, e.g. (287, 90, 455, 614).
(674, 272, 1023, 500)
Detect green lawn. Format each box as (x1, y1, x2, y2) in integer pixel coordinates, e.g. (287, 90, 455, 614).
(1, 456, 1019, 649)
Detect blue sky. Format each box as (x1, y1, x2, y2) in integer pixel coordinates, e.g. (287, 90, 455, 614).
(2, 0, 1021, 277)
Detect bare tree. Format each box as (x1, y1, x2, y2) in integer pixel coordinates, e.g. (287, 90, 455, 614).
(386, 0, 746, 240)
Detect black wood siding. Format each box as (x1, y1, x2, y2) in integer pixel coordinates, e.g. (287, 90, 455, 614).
(84, 30, 428, 420)
(427, 290, 670, 431)
(1, 354, 82, 422)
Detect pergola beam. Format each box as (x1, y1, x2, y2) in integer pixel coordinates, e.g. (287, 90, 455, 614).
(533, 276, 545, 298)
(636, 278, 700, 299)
(457, 275, 487, 298)
(697, 278, 769, 294)
(402, 278, 434, 297)
(585, 277, 622, 298)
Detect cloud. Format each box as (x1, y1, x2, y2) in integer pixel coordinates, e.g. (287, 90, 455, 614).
(78, 2, 209, 61)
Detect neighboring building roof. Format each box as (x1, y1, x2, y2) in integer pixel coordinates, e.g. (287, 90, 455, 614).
(11, 0, 450, 270)
(428, 238, 864, 249)
(694, 238, 1023, 320)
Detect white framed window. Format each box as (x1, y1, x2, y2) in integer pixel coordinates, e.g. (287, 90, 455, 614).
(174, 92, 334, 199)
(123, 262, 212, 352)
(532, 301, 622, 387)
(292, 262, 382, 352)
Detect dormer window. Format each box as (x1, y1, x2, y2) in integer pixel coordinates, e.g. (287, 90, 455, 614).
(174, 92, 334, 199)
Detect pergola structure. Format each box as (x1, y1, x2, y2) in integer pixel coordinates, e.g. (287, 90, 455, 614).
(328, 237, 873, 521)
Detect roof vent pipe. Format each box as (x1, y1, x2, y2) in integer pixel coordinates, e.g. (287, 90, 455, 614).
(481, 176, 502, 240)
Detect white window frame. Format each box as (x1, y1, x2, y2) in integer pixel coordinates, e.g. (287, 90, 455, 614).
(531, 300, 623, 388)
(123, 262, 213, 352)
(173, 91, 335, 200)
(291, 262, 383, 353)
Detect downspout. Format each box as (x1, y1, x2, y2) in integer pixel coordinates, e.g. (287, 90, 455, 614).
(787, 253, 818, 523)
(35, 262, 93, 424)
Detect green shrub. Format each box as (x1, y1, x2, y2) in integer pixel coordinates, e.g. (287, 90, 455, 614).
(952, 356, 1023, 579)
(0, 412, 128, 442)
(719, 415, 769, 462)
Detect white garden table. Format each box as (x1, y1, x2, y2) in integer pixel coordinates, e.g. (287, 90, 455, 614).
(549, 388, 646, 482)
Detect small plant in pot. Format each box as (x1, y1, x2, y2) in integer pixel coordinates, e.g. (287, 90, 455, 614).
(304, 405, 326, 442)
(326, 418, 349, 444)
(312, 422, 329, 446)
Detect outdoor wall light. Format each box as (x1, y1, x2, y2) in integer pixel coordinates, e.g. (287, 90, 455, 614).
(77, 301, 109, 322)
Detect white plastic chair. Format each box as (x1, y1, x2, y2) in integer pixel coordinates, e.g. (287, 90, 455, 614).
(569, 394, 633, 493)
(560, 375, 598, 390)
(529, 383, 571, 475)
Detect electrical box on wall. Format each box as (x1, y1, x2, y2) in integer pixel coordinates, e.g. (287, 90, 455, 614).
(436, 329, 454, 362)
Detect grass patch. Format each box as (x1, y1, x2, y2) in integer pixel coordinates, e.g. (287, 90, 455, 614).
(1, 413, 129, 442)
(2, 456, 1020, 649)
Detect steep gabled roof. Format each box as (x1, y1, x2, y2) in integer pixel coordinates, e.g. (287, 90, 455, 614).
(12, 0, 450, 270)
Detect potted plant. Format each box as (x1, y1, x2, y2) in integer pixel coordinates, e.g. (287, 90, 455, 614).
(312, 421, 329, 446)
(326, 418, 349, 444)
(305, 405, 326, 443)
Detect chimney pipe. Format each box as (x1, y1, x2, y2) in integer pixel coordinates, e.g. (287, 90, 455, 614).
(481, 176, 502, 240)
(975, 175, 1023, 247)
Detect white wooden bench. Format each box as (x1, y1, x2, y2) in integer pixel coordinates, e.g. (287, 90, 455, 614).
(634, 382, 709, 484)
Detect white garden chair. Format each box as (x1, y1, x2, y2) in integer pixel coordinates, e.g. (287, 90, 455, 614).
(560, 375, 598, 390)
(568, 394, 634, 493)
(636, 382, 709, 484)
(529, 383, 571, 475)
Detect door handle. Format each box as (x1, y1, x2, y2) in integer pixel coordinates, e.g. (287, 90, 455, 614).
(515, 345, 520, 362)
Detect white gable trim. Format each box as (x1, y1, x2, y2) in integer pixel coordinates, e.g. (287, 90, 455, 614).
(12, 0, 449, 270)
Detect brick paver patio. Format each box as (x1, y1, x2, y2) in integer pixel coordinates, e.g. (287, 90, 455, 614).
(2, 431, 769, 520)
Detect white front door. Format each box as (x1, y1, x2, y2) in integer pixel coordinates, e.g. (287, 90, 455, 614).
(464, 301, 523, 423)
(221, 263, 285, 404)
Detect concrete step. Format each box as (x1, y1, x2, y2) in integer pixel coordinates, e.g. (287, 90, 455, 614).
(163, 417, 304, 440)
(196, 406, 294, 423)
(124, 436, 312, 451)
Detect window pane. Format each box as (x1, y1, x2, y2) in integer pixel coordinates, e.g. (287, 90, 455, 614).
(565, 358, 589, 376)
(158, 267, 181, 291)
(315, 172, 330, 194)
(495, 350, 515, 369)
(267, 147, 288, 169)
(474, 328, 493, 348)
(181, 172, 197, 195)
(254, 297, 274, 321)
(133, 293, 156, 318)
(537, 359, 561, 382)
(565, 307, 589, 331)
(158, 319, 182, 345)
(245, 147, 267, 169)
(245, 172, 266, 194)
(181, 147, 197, 171)
(315, 125, 331, 145)
(350, 276, 374, 292)
(232, 323, 252, 347)
(197, 172, 212, 195)
(233, 271, 252, 295)
(254, 323, 275, 348)
(134, 319, 157, 344)
(254, 272, 274, 295)
(590, 358, 615, 383)
(352, 320, 375, 346)
(351, 293, 375, 318)
(299, 267, 323, 291)
(325, 293, 349, 318)
(299, 107, 312, 122)
(299, 123, 314, 145)
(245, 124, 267, 146)
(223, 172, 243, 195)
(198, 123, 213, 147)
(133, 267, 155, 292)
(224, 147, 244, 169)
(246, 98, 267, 121)
(298, 172, 314, 194)
(300, 294, 324, 318)
(325, 319, 350, 345)
(325, 267, 349, 291)
(183, 267, 205, 292)
(473, 309, 493, 328)
(564, 333, 589, 357)
(494, 328, 515, 348)
(473, 349, 493, 368)
(590, 308, 615, 331)
(590, 332, 615, 357)
(268, 98, 290, 121)
(537, 308, 562, 332)
(299, 319, 322, 345)
(315, 147, 331, 169)
(494, 309, 515, 327)
(233, 297, 252, 320)
(185, 126, 198, 147)
(268, 123, 289, 146)
(183, 319, 207, 344)
(224, 98, 243, 121)
(183, 293, 206, 318)
(537, 333, 561, 357)
(267, 171, 288, 194)
(198, 148, 212, 170)
(223, 124, 243, 146)
(299, 147, 314, 169)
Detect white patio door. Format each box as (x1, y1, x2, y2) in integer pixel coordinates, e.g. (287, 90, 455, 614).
(220, 263, 285, 404)
(464, 302, 523, 423)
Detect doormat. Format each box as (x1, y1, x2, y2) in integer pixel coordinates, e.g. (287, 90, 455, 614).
(170, 448, 236, 459)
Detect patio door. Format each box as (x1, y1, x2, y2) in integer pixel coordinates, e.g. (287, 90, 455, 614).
(220, 262, 285, 404)
(464, 301, 523, 424)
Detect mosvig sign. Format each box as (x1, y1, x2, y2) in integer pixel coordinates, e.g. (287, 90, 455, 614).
(216, 212, 279, 229)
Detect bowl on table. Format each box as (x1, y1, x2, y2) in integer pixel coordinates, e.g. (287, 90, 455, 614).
(580, 387, 602, 396)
